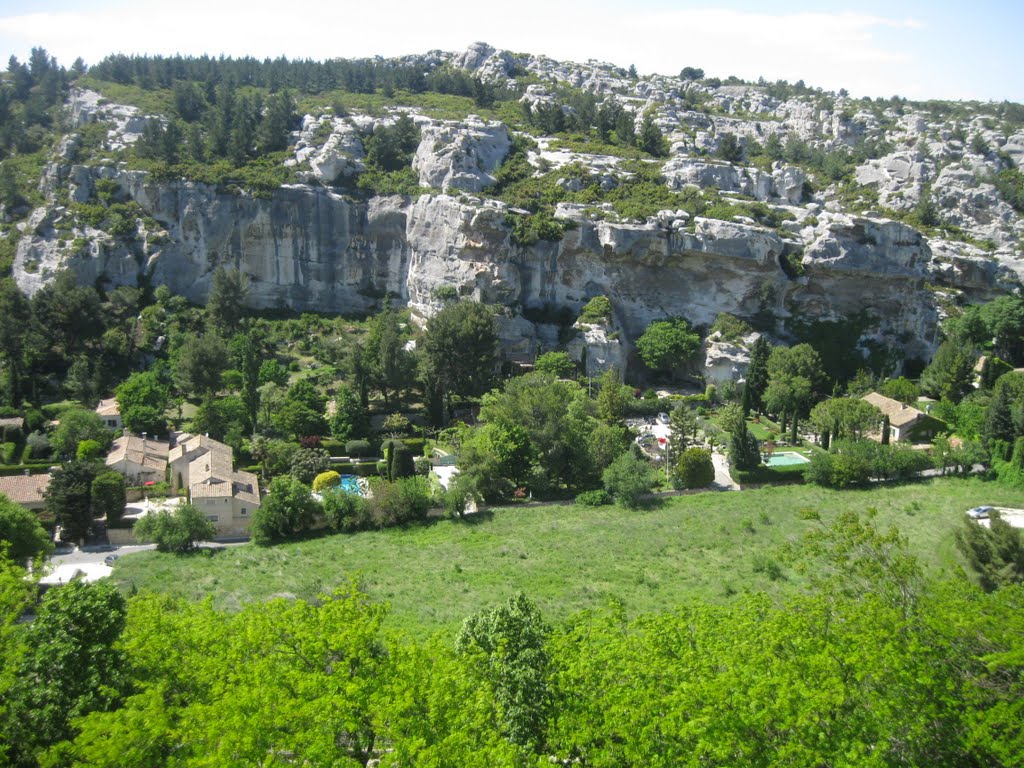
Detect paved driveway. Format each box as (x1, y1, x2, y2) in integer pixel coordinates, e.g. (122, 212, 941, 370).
(710, 450, 740, 491)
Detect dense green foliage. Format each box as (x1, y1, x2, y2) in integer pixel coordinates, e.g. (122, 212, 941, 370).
(133, 503, 216, 553)
(635, 317, 701, 378)
(7, 508, 1024, 764)
(2, 579, 127, 767)
(673, 445, 716, 488)
(0, 494, 51, 563)
(805, 439, 933, 488)
(601, 450, 658, 506)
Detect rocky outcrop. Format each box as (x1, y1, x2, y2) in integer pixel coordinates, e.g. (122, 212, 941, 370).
(291, 115, 366, 184)
(14, 167, 941, 370)
(567, 321, 627, 378)
(702, 332, 758, 386)
(412, 118, 510, 192)
(661, 158, 806, 204)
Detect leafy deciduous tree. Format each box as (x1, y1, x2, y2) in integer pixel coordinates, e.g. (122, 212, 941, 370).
(251, 475, 319, 545)
(635, 317, 701, 380)
(0, 494, 52, 563)
(456, 593, 551, 752)
(133, 503, 216, 554)
(422, 301, 497, 419)
(602, 450, 657, 507)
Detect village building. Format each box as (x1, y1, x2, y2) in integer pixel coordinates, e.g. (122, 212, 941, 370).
(105, 435, 169, 485)
(0, 473, 51, 511)
(168, 434, 260, 537)
(861, 392, 941, 443)
(95, 398, 123, 430)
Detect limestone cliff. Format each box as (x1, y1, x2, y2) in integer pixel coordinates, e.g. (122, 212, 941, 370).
(13, 168, 939, 368)
(11, 43, 1024, 380)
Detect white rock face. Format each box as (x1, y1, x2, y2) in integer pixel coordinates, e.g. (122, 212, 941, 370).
(17, 44, 1024, 381)
(455, 42, 517, 81)
(703, 331, 758, 386)
(292, 115, 366, 184)
(567, 321, 627, 378)
(66, 88, 157, 150)
(661, 158, 805, 203)
(854, 151, 928, 208)
(412, 118, 510, 192)
(14, 166, 941, 372)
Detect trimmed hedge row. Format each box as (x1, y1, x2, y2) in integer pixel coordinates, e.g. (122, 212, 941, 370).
(0, 462, 53, 477)
(730, 462, 807, 486)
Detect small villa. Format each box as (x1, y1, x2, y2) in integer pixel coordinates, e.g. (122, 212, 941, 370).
(0, 473, 50, 511)
(861, 392, 940, 443)
(106, 435, 169, 485)
(95, 397, 123, 430)
(168, 434, 261, 537)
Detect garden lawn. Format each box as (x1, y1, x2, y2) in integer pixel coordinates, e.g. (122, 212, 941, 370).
(112, 476, 1024, 639)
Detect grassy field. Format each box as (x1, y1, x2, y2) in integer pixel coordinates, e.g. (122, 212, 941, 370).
(112, 477, 1024, 638)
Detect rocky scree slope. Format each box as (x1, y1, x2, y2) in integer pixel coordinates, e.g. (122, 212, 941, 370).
(10, 43, 1024, 378)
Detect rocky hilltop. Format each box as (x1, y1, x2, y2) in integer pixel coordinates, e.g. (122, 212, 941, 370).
(10, 43, 1024, 378)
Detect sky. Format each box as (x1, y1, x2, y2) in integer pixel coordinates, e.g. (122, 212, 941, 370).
(0, 0, 1021, 103)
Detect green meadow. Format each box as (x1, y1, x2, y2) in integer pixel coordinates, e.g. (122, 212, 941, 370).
(113, 476, 1024, 638)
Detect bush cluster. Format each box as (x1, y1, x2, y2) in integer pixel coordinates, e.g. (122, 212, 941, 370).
(805, 440, 932, 488)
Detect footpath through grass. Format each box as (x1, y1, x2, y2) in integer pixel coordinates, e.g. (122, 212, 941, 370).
(112, 477, 1024, 638)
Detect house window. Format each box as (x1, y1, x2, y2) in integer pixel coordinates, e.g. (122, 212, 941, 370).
(206, 515, 218, 522)
(240, 508, 247, 516)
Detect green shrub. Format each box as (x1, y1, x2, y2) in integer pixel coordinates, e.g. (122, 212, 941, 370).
(751, 554, 785, 580)
(365, 475, 432, 526)
(602, 451, 657, 508)
(710, 313, 753, 342)
(730, 463, 807, 486)
(673, 447, 715, 489)
(321, 489, 371, 532)
(345, 440, 372, 459)
(0, 464, 52, 477)
(578, 296, 612, 324)
(312, 470, 341, 493)
(0, 443, 15, 464)
(575, 489, 613, 506)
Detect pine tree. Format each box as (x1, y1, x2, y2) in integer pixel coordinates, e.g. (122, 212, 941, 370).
(636, 112, 668, 157)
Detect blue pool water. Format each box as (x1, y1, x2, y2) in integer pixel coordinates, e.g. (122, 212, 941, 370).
(338, 474, 364, 495)
(765, 452, 811, 467)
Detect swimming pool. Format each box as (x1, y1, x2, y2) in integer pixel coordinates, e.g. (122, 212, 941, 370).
(338, 474, 365, 495)
(765, 451, 811, 467)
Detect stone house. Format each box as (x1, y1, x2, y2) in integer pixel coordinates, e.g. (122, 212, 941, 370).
(168, 434, 261, 537)
(861, 392, 940, 443)
(105, 435, 169, 485)
(95, 398, 122, 430)
(0, 473, 51, 511)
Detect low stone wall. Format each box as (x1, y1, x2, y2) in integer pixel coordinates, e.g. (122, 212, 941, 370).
(107, 527, 140, 546)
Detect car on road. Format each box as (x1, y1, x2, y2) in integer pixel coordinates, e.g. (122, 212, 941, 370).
(104, 554, 120, 566)
(967, 505, 994, 519)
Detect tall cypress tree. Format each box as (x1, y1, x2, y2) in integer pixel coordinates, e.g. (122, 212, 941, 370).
(983, 382, 1016, 457)
(745, 336, 772, 414)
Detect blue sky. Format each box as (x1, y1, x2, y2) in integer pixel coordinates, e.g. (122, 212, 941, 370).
(0, 0, 1021, 103)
